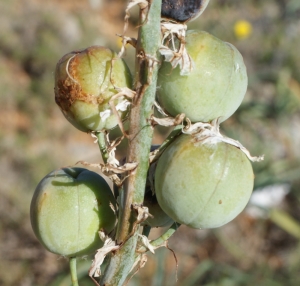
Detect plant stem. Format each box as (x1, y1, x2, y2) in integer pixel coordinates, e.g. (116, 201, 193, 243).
(151, 222, 180, 247)
(117, 0, 162, 245)
(137, 222, 180, 253)
(69, 257, 79, 286)
(100, 0, 162, 285)
(96, 131, 109, 164)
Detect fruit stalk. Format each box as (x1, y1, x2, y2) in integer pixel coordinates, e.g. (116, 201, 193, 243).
(100, 0, 162, 285)
(137, 222, 180, 253)
(69, 257, 79, 286)
(96, 132, 109, 164)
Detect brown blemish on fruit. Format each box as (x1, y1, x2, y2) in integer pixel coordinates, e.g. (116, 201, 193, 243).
(55, 52, 104, 113)
(38, 192, 47, 214)
(219, 199, 222, 204)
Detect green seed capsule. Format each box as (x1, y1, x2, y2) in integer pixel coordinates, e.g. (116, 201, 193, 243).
(157, 30, 248, 123)
(155, 135, 254, 229)
(30, 168, 116, 257)
(55, 46, 132, 132)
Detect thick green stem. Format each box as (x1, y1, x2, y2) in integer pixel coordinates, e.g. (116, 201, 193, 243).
(100, 0, 162, 285)
(69, 257, 79, 286)
(117, 0, 162, 243)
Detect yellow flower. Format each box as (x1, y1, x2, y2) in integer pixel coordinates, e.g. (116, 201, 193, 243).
(234, 20, 253, 39)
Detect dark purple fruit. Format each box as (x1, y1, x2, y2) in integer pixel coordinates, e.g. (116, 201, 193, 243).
(161, 0, 210, 23)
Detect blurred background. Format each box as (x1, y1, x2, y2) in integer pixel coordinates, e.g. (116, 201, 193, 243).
(1, 0, 300, 285)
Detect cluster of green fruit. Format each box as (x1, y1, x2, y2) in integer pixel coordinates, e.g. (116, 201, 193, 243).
(30, 1, 254, 263)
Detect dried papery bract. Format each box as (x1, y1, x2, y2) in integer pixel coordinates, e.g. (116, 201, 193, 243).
(183, 118, 264, 162)
(159, 21, 193, 75)
(159, 1, 210, 75)
(117, 0, 148, 58)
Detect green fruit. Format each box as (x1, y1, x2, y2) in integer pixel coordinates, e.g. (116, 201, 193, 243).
(157, 30, 247, 123)
(55, 46, 132, 132)
(154, 135, 254, 229)
(142, 189, 174, 228)
(30, 168, 116, 257)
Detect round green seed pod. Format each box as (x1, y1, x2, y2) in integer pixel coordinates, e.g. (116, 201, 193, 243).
(154, 135, 254, 229)
(30, 168, 116, 257)
(157, 30, 247, 123)
(55, 46, 132, 132)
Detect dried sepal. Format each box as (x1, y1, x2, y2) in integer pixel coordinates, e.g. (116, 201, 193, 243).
(118, 0, 149, 58)
(89, 234, 120, 279)
(133, 204, 154, 223)
(77, 160, 138, 186)
(159, 22, 194, 75)
(138, 234, 155, 253)
(150, 113, 185, 127)
(183, 118, 264, 162)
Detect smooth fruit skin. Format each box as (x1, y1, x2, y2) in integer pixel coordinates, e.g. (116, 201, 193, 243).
(155, 135, 254, 229)
(30, 168, 116, 257)
(55, 46, 132, 132)
(157, 30, 247, 123)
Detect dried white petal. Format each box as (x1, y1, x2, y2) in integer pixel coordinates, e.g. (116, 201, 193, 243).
(151, 113, 185, 127)
(100, 109, 111, 121)
(138, 234, 155, 254)
(109, 202, 117, 215)
(89, 238, 119, 278)
(133, 205, 153, 222)
(161, 22, 187, 44)
(107, 147, 120, 167)
(160, 22, 193, 75)
(114, 87, 136, 99)
(116, 99, 131, 112)
(159, 46, 194, 76)
(98, 230, 106, 242)
(159, 45, 176, 62)
(154, 100, 168, 116)
(183, 119, 264, 162)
